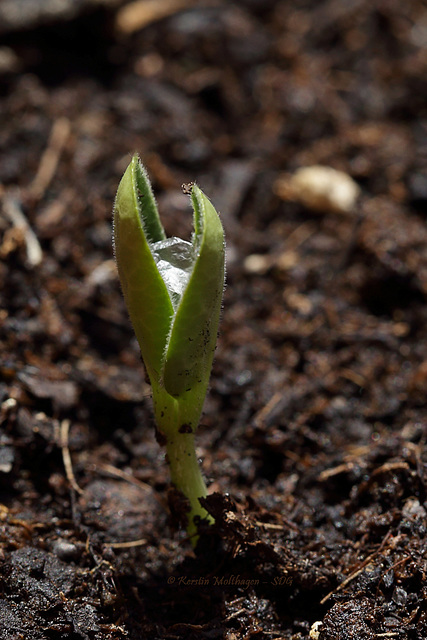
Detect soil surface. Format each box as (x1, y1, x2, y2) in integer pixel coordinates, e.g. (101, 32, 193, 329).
(1, 1, 427, 639)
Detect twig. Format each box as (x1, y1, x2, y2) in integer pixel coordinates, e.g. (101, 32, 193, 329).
(375, 555, 410, 599)
(115, 0, 199, 34)
(320, 531, 392, 604)
(255, 520, 299, 532)
(96, 463, 153, 492)
(252, 392, 283, 427)
(224, 608, 247, 621)
(95, 462, 167, 513)
(370, 461, 410, 478)
(318, 461, 357, 482)
(104, 538, 148, 549)
(1, 190, 43, 266)
(29, 117, 71, 200)
(60, 419, 84, 495)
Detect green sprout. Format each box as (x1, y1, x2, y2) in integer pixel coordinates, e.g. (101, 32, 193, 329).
(113, 154, 225, 543)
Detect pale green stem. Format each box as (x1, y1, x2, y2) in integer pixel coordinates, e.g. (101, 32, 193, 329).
(152, 385, 213, 545)
(166, 432, 213, 541)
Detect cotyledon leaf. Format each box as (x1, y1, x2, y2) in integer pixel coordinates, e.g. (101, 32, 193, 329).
(133, 157, 166, 244)
(162, 185, 225, 397)
(113, 154, 173, 382)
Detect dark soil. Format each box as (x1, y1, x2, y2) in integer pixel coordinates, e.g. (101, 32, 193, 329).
(1, 1, 427, 639)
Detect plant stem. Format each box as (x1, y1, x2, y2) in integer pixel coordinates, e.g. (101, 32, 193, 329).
(166, 432, 213, 540)
(152, 386, 213, 544)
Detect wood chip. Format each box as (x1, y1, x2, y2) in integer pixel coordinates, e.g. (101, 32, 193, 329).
(115, 0, 198, 34)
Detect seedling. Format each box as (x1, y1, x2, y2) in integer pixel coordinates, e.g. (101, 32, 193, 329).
(113, 155, 225, 543)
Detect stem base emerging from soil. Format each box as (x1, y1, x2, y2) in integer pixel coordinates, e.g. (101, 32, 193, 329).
(153, 387, 213, 544)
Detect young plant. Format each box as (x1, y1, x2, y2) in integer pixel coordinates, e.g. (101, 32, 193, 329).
(113, 154, 225, 543)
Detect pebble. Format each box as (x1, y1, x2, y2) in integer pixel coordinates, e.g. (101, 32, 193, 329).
(52, 539, 80, 562)
(275, 165, 360, 214)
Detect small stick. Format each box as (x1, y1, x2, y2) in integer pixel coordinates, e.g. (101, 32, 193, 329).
(224, 608, 247, 622)
(1, 190, 43, 266)
(320, 531, 392, 605)
(60, 419, 84, 495)
(29, 117, 71, 200)
(95, 463, 167, 511)
(255, 520, 299, 532)
(96, 463, 152, 492)
(104, 538, 148, 549)
(253, 392, 283, 427)
(116, 0, 198, 34)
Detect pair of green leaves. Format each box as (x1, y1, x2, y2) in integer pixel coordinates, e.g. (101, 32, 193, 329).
(113, 155, 225, 409)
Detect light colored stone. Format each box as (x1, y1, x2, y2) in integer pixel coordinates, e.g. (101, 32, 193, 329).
(276, 165, 360, 214)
